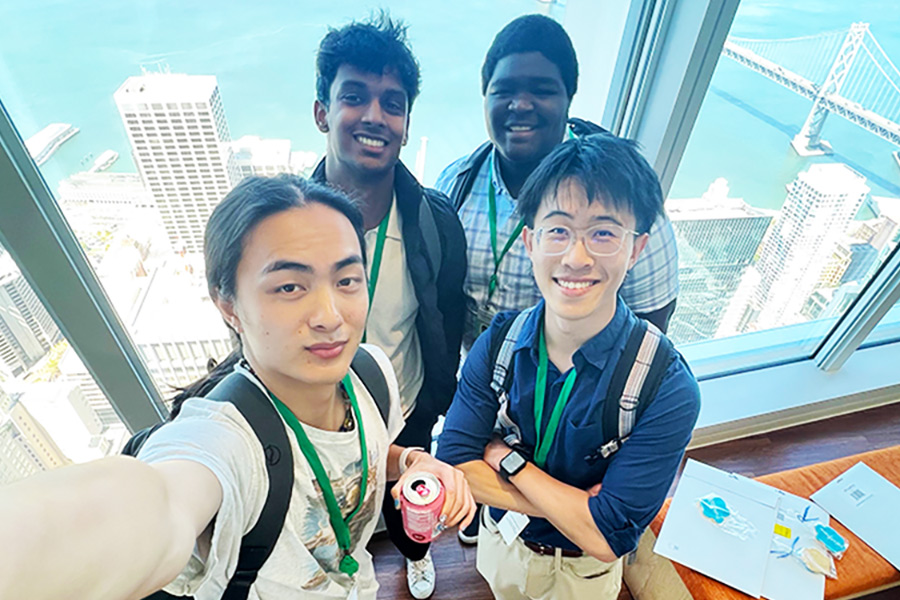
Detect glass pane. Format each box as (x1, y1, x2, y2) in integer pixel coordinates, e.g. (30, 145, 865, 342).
(667, 0, 900, 364)
(0, 246, 128, 484)
(0, 0, 549, 398)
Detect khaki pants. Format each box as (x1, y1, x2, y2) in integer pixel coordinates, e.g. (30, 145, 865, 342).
(476, 509, 623, 600)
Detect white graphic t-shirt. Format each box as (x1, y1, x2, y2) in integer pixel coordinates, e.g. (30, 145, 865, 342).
(138, 344, 403, 600)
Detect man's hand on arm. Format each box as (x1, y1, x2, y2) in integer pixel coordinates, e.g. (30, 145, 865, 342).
(483, 438, 618, 563)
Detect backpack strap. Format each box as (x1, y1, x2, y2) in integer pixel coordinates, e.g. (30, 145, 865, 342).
(351, 345, 390, 426)
(593, 319, 672, 462)
(417, 196, 442, 279)
(448, 141, 493, 211)
(121, 421, 165, 457)
(489, 306, 537, 397)
(199, 372, 294, 600)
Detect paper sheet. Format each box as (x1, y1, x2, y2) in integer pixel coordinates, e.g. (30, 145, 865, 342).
(811, 461, 900, 571)
(654, 460, 780, 598)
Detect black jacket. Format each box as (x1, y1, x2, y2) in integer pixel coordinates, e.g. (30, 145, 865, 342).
(311, 160, 467, 423)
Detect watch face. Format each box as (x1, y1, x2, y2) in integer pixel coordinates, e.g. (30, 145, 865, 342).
(501, 450, 527, 477)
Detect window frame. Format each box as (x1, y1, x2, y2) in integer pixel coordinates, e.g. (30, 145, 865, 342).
(600, 0, 900, 442)
(0, 100, 167, 432)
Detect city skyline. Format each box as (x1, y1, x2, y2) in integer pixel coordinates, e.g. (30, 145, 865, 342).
(2, 5, 900, 482)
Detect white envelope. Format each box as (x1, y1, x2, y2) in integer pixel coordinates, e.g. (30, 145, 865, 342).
(811, 461, 900, 571)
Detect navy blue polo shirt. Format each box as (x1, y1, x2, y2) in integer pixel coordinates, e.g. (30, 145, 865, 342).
(436, 298, 701, 557)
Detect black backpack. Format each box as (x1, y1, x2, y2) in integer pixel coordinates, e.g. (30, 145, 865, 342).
(123, 346, 390, 600)
(487, 307, 674, 463)
(446, 117, 609, 211)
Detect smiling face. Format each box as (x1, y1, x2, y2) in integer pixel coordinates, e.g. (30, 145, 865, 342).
(216, 203, 368, 392)
(485, 51, 570, 167)
(315, 64, 409, 181)
(524, 179, 648, 327)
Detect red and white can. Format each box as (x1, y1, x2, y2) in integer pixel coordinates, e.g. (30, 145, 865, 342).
(400, 472, 445, 543)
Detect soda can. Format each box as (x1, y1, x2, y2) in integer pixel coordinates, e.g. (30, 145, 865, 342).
(400, 472, 445, 543)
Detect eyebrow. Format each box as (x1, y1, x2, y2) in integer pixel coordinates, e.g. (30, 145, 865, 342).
(491, 76, 563, 87)
(263, 255, 363, 275)
(540, 210, 624, 227)
(338, 79, 406, 98)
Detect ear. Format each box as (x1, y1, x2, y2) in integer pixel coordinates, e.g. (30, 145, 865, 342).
(213, 295, 242, 334)
(402, 114, 411, 146)
(628, 233, 650, 270)
(522, 226, 535, 258)
(314, 100, 329, 133)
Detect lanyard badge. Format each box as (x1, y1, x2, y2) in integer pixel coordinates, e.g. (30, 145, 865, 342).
(271, 375, 368, 577)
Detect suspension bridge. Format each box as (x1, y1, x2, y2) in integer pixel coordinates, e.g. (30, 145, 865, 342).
(722, 23, 900, 158)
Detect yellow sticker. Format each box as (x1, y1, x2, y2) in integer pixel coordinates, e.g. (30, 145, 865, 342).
(774, 524, 792, 538)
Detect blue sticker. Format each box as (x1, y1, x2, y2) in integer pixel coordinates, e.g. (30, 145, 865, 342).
(815, 524, 847, 554)
(700, 495, 731, 524)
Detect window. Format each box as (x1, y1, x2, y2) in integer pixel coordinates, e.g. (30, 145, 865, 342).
(0, 247, 129, 483)
(623, 0, 900, 377)
(2, 0, 897, 444)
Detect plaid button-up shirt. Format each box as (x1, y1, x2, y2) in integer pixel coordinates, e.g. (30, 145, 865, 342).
(435, 147, 679, 349)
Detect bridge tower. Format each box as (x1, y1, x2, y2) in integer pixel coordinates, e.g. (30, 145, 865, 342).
(791, 23, 869, 156)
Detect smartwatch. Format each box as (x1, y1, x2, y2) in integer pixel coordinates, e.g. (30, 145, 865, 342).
(499, 448, 528, 482)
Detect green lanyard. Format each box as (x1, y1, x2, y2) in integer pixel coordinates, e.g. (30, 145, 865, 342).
(534, 317, 578, 469)
(363, 209, 390, 343)
(487, 159, 525, 302)
(270, 374, 367, 577)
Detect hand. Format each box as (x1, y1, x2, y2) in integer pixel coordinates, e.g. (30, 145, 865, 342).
(391, 453, 477, 536)
(586, 482, 603, 497)
(483, 436, 512, 472)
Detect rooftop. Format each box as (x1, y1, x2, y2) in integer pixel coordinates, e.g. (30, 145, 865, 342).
(114, 73, 219, 105)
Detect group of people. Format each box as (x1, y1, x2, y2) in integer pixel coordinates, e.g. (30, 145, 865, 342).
(0, 12, 700, 600)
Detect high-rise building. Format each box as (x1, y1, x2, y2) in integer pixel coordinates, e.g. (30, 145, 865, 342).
(114, 73, 240, 254)
(0, 387, 70, 477)
(0, 253, 63, 376)
(230, 135, 292, 178)
(57, 172, 154, 232)
(749, 164, 869, 329)
(667, 180, 773, 343)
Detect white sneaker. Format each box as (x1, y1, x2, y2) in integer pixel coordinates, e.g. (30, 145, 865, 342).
(406, 551, 436, 599)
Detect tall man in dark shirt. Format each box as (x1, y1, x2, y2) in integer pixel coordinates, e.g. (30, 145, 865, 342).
(311, 16, 467, 599)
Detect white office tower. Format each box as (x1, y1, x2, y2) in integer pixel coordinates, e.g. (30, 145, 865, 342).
(114, 74, 240, 254)
(751, 164, 869, 329)
(667, 179, 773, 343)
(230, 135, 292, 177)
(0, 253, 63, 377)
(57, 172, 154, 232)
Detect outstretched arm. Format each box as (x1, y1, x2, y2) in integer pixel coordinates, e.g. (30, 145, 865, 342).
(0, 455, 222, 600)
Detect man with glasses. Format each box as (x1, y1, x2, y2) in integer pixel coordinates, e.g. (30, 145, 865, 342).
(436, 134, 700, 600)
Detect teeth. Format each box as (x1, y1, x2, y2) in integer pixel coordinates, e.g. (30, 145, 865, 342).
(557, 280, 594, 290)
(509, 125, 533, 132)
(356, 135, 386, 147)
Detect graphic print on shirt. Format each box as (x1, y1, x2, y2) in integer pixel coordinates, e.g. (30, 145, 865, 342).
(299, 447, 380, 591)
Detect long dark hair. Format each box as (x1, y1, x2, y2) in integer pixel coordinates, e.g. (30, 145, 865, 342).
(169, 174, 366, 417)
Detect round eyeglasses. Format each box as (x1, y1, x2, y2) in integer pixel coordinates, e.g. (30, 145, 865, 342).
(534, 223, 639, 257)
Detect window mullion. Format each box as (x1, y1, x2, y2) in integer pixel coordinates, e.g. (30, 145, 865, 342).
(0, 99, 167, 432)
